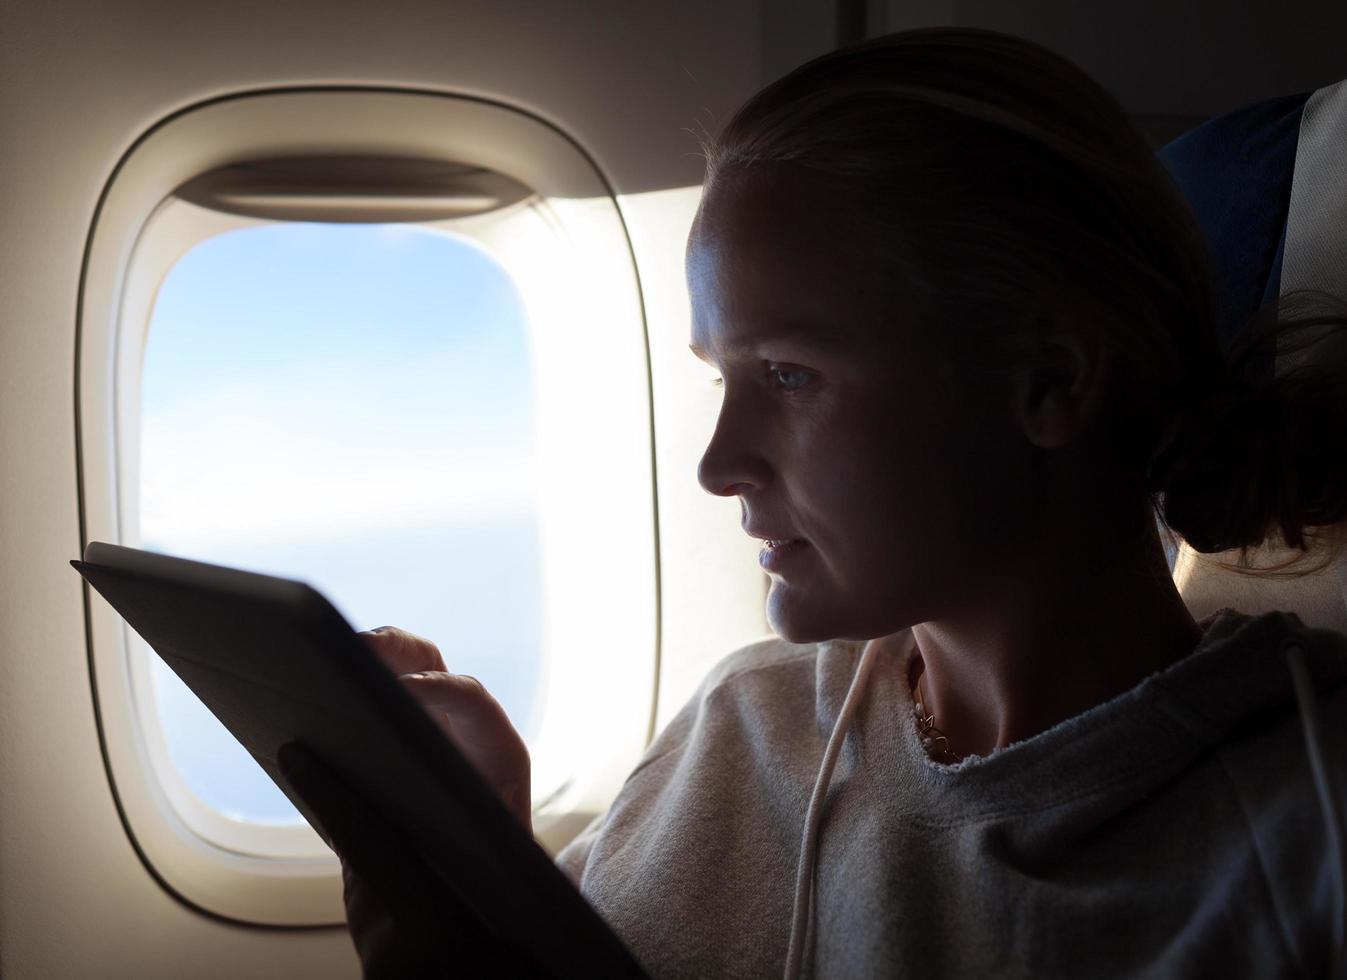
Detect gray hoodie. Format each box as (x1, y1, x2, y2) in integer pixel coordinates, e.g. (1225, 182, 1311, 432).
(556, 609, 1347, 978)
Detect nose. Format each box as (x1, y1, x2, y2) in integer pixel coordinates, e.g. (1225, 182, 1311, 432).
(696, 392, 771, 497)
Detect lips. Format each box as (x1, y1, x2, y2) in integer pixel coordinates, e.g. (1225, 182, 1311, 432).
(757, 537, 809, 572)
(745, 527, 806, 548)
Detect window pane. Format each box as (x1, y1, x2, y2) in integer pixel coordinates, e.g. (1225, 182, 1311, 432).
(139, 223, 542, 825)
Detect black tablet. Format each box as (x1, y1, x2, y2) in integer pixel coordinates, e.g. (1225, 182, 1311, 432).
(72, 541, 645, 977)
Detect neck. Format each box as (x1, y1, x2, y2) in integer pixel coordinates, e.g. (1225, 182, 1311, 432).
(907, 520, 1201, 762)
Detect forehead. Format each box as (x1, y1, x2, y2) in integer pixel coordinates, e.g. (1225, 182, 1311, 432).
(687, 169, 886, 362)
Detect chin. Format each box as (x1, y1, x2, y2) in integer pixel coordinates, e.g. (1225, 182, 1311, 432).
(766, 580, 918, 645)
(766, 584, 852, 645)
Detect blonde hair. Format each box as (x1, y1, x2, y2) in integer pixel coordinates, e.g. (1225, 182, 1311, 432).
(700, 27, 1347, 571)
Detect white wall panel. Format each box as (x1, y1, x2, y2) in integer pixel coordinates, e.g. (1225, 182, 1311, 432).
(0, 2, 816, 974)
(881, 0, 1347, 143)
(4, 1, 1342, 975)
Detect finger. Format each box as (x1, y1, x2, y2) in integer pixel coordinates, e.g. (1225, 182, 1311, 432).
(398, 673, 531, 777)
(399, 672, 512, 731)
(358, 626, 448, 674)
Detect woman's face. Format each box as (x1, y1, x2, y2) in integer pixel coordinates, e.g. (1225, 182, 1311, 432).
(688, 168, 1031, 643)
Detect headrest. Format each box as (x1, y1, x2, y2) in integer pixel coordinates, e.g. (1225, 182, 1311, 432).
(1158, 83, 1347, 633)
(1157, 91, 1307, 349)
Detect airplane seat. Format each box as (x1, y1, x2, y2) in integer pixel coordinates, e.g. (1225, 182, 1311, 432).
(1157, 80, 1347, 635)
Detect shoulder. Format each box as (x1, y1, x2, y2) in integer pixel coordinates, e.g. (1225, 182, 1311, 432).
(696, 632, 835, 697)
(1208, 612, 1347, 777)
(1207, 616, 1347, 975)
(620, 633, 847, 785)
(554, 635, 840, 885)
(645, 634, 829, 749)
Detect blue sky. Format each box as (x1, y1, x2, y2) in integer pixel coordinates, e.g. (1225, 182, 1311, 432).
(141, 223, 544, 824)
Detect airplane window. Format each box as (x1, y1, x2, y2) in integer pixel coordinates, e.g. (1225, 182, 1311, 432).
(75, 92, 657, 921)
(140, 222, 542, 825)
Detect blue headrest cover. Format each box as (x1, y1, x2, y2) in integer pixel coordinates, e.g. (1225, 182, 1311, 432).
(1156, 91, 1310, 351)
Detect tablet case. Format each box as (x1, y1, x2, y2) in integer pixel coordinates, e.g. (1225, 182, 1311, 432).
(72, 541, 646, 977)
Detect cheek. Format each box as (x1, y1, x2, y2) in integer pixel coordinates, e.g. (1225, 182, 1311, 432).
(788, 360, 1009, 515)
(793, 423, 913, 550)
(806, 401, 994, 558)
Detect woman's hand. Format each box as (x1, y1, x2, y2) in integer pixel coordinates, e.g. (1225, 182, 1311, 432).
(361, 626, 533, 833)
(277, 742, 542, 979)
(275, 628, 539, 977)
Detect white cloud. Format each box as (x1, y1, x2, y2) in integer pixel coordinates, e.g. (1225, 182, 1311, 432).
(139, 361, 538, 551)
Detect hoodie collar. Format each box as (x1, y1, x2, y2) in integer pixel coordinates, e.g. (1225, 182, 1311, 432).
(822, 609, 1347, 823)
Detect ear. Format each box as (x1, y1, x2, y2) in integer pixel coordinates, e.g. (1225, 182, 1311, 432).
(1009, 317, 1109, 450)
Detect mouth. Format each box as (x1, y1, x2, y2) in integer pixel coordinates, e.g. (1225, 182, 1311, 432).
(758, 537, 809, 571)
(744, 523, 807, 547)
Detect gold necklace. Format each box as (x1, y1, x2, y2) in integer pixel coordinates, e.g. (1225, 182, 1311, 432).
(913, 672, 957, 759)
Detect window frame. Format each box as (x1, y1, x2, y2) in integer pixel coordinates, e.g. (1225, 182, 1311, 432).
(77, 88, 659, 926)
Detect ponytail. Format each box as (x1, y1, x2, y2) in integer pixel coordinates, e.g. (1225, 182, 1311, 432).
(1152, 290, 1347, 570)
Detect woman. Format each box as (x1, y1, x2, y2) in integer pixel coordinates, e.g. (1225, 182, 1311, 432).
(281, 26, 1347, 978)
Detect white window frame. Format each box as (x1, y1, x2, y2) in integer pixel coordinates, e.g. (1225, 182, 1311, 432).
(77, 89, 658, 926)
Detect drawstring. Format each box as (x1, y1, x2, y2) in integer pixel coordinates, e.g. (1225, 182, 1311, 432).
(1283, 639, 1347, 979)
(783, 638, 885, 980)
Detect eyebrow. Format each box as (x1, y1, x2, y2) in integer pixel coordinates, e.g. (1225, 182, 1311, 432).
(687, 325, 854, 363)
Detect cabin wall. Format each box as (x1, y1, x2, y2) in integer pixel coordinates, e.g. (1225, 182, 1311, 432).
(2, 1, 1345, 976)
(880, 0, 1347, 143)
(0, 3, 830, 975)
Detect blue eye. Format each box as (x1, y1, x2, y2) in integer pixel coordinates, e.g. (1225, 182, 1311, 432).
(771, 367, 813, 391)
(708, 368, 814, 392)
